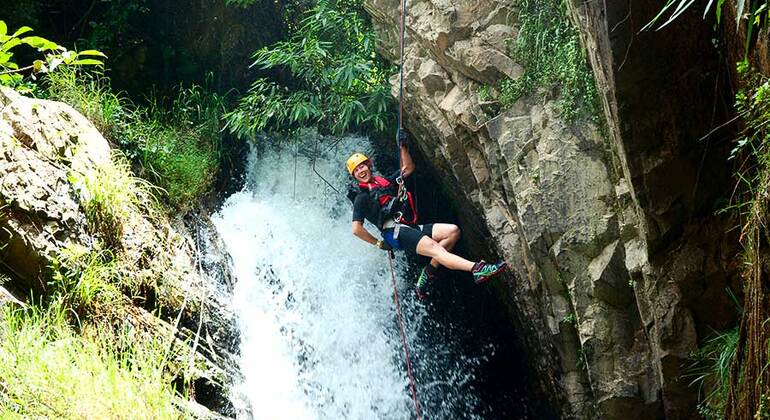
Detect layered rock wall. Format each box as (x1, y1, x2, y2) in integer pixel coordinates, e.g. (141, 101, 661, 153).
(366, 0, 739, 418)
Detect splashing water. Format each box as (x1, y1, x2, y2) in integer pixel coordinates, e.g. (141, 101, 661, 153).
(212, 134, 491, 419)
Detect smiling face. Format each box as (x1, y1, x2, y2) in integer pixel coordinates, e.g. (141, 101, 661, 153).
(352, 161, 373, 183)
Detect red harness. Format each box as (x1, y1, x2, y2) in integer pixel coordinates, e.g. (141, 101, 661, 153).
(359, 175, 417, 225)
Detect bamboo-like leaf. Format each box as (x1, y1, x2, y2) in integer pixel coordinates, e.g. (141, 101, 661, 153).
(77, 49, 107, 58)
(11, 26, 32, 38)
(737, 0, 746, 30)
(670, 0, 696, 19)
(0, 21, 6, 38)
(72, 59, 104, 66)
(641, 0, 679, 31)
(717, 0, 726, 23)
(2, 37, 22, 51)
(657, 0, 697, 30)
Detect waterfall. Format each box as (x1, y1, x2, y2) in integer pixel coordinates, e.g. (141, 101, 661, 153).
(212, 134, 491, 419)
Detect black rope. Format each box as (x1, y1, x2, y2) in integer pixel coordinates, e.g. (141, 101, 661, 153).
(311, 135, 342, 195)
(394, 0, 409, 214)
(397, 0, 407, 134)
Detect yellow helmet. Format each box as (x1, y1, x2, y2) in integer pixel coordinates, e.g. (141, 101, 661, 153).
(346, 153, 370, 175)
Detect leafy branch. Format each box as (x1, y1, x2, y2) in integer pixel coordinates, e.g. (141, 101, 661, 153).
(0, 20, 106, 92)
(224, 0, 394, 138)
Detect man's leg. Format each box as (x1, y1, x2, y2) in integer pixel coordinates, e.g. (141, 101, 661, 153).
(415, 236, 474, 271)
(413, 229, 507, 299)
(427, 223, 461, 268)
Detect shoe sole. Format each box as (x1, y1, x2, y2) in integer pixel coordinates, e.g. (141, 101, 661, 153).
(474, 262, 508, 284)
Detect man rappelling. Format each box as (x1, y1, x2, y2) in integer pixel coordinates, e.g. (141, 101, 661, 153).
(346, 131, 507, 299)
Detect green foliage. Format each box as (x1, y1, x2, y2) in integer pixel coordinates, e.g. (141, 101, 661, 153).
(83, 0, 150, 52)
(719, 64, 770, 419)
(49, 244, 119, 316)
(126, 86, 224, 210)
(759, 394, 770, 419)
(0, 20, 105, 93)
(687, 327, 740, 419)
(499, 0, 598, 121)
(723, 63, 770, 215)
(44, 68, 125, 135)
(45, 69, 224, 211)
(0, 304, 183, 418)
(644, 0, 766, 56)
(225, 0, 262, 6)
(69, 149, 158, 248)
(225, 0, 393, 137)
(477, 85, 492, 102)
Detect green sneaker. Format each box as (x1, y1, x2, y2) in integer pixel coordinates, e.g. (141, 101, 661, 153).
(471, 260, 507, 284)
(415, 265, 438, 300)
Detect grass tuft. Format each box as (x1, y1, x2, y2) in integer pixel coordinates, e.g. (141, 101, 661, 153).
(49, 243, 119, 318)
(687, 327, 740, 419)
(69, 150, 159, 248)
(0, 303, 183, 419)
(44, 68, 126, 136)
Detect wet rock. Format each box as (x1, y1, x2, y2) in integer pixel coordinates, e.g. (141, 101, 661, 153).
(366, 0, 739, 418)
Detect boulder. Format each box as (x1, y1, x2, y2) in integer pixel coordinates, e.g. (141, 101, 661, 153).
(0, 86, 240, 417)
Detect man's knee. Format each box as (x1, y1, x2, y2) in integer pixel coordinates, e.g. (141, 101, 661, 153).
(417, 236, 446, 256)
(449, 224, 461, 239)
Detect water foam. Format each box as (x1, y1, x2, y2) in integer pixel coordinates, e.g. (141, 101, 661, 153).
(212, 134, 487, 419)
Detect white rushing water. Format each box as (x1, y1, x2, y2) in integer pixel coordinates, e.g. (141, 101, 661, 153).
(212, 134, 488, 419)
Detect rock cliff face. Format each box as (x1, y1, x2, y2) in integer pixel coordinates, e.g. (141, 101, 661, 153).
(0, 87, 240, 417)
(365, 0, 738, 418)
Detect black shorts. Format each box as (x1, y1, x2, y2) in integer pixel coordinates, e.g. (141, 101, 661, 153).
(382, 224, 434, 255)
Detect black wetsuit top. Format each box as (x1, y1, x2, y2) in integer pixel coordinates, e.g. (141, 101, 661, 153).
(351, 170, 402, 229)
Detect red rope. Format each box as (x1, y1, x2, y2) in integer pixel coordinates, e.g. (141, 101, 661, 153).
(387, 252, 423, 419)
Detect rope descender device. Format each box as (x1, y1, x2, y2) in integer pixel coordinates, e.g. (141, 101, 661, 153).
(395, 174, 408, 202)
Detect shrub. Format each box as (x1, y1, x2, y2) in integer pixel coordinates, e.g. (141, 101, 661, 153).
(225, 0, 393, 137)
(129, 85, 224, 210)
(0, 20, 105, 94)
